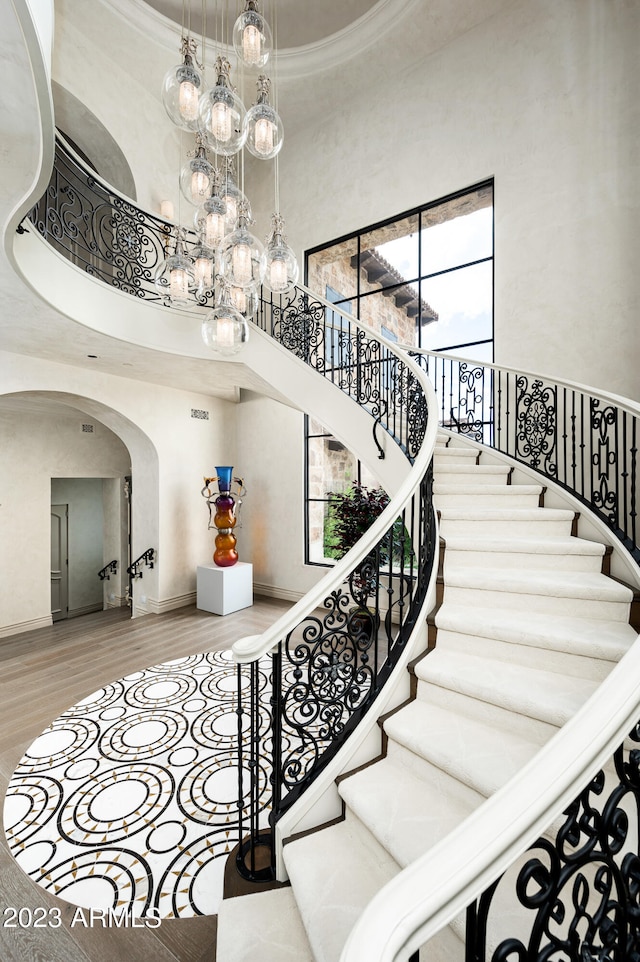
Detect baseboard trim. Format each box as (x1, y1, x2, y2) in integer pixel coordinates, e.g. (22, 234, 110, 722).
(105, 596, 127, 609)
(0, 614, 53, 638)
(147, 592, 197, 615)
(254, 582, 305, 603)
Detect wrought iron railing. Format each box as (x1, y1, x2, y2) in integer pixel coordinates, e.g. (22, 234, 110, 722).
(255, 288, 428, 462)
(339, 348, 640, 962)
(26, 134, 212, 307)
(127, 548, 155, 579)
(465, 721, 640, 961)
(97, 559, 118, 581)
(412, 351, 639, 563)
(234, 290, 437, 880)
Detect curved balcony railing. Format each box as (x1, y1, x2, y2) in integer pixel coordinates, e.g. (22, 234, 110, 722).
(23, 133, 440, 885)
(24, 133, 212, 306)
(411, 350, 639, 563)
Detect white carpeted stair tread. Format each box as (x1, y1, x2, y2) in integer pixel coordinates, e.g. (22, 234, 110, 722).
(443, 534, 606, 557)
(442, 571, 631, 621)
(434, 485, 542, 508)
(434, 446, 478, 457)
(415, 648, 598, 726)
(443, 568, 631, 602)
(216, 887, 314, 962)
(439, 507, 574, 522)
(438, 508, 576, 538)
(382, 699, 542, 799)
(443, 538, 606, 573)
(338, 755, 482, 868)
(283, 815, 400, 962)
(435, 604, 637, 661)
(435, 463, 511, 477)
(434, 483, 542, 496)
(436, 629, 613, 682)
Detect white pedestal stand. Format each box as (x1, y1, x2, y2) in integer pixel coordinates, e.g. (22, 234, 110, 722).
(196, 562, 253, 615)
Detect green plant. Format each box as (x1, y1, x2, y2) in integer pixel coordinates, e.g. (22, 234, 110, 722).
(325, 483, 390, 559)
(324, 483, 413, 567)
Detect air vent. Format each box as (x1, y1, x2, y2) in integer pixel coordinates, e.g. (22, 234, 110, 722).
(191, 409, 210, 420)
(81, 423, 95, 433)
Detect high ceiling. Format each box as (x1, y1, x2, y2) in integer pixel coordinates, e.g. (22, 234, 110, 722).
(142, 0, 381, 50)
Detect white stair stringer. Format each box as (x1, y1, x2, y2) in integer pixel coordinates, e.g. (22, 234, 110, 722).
(216, 433, 638, 962)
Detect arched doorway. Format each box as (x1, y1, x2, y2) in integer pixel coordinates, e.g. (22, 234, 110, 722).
(0, 391, 160, 637)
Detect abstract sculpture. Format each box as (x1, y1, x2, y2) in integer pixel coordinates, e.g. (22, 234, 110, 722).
(201, 467, 246, 567)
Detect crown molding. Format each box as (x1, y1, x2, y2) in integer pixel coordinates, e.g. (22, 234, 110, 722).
(96, 0, 418, 79)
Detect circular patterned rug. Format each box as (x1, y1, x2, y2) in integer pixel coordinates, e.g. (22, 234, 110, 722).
(3, 650, 270, 919)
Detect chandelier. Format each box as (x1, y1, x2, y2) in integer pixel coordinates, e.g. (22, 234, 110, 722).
(156, 0, 297, 356)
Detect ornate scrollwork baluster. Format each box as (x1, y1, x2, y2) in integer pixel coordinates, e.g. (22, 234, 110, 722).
(515, 375, 557, 475)
(467, 723, 640, 962)
(591, 399, 619, 531)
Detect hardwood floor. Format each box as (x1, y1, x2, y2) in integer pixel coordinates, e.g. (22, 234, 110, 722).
(0, 598, 291, 962)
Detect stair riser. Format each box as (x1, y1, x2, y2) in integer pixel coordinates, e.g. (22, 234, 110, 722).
(443, 584, 630, 621)
(435, 493, 541, 509)
(436, 474, 510, 487)
(386, 701, 542, 798)
(435, 607, 634, 662)
(434, 454, 478, 466)
(434, 629, 612, 681)
(439, 518, 574, 538)
(444, 552, 603, 574)
(413, 679, 558, 745)
(384, 738, 486, 807)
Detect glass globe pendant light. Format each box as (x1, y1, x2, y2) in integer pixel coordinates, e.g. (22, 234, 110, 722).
(154, 228, 196, 309)
(244, 76, 283, 160)
(198, 56, 246, 156)
(262, 213, 298, 295)
(202, 282, 249, 356)
(219, 159, 250, 233)
(179, 135, 214, 206)
(227, 283, 258, 319)
(161, 38, 203, 132)
(233, 0, 272, 68)
(194, 193, 227, 249)
(218, 201, 264, 290)
(191, 243, 216, 294)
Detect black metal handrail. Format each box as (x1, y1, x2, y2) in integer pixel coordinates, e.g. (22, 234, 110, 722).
(127, 548, 155, 579)
(97, 559, 118, 581)
(412, 351, 639, 563)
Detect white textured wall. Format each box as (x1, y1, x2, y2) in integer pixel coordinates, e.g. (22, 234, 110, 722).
(0, 351, 237, 633)
(236, 391, 321, 600)
(267, 0, 640, 400)
(0, 401, 130, 633)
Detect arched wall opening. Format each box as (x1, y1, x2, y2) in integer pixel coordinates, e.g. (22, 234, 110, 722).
(0, 390, 160, 637)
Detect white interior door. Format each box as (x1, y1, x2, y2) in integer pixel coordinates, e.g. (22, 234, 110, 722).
(51, 503, 68, 622)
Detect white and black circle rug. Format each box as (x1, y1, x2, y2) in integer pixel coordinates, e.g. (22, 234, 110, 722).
(3, 650, 270, 919)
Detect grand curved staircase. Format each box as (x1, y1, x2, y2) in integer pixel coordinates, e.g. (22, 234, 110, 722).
(5, 9, 640, 952)
(216, 429, 639, 962)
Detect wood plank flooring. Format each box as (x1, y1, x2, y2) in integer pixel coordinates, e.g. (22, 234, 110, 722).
(0, 598, 291, 962)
